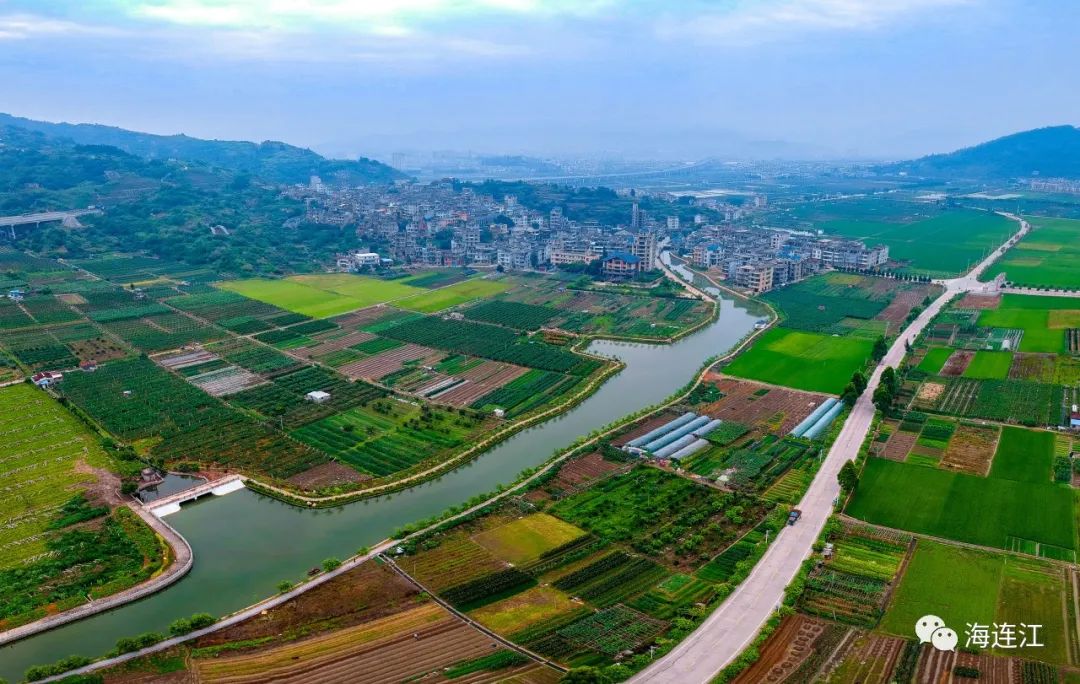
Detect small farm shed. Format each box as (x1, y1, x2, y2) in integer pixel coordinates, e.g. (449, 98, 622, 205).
(305, 390, 331, 404)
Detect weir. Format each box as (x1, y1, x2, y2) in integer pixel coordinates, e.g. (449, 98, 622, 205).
(145, 475, 247, 517)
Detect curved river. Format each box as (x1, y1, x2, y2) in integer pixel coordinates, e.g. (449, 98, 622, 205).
(0, 293, 762, 680)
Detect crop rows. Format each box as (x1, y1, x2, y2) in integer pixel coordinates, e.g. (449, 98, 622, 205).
(470, 369, 575, 416)
(441, 567, 536, 611)
(60, 357, 323, 477)
(380, 315, 596, 375)
(463, 300, 561, 331)
(557, 604, 666, 655)
(229, 365, 385, 428)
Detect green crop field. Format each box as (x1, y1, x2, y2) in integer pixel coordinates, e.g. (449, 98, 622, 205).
(396, 278, 510, 313)
(723, 327, 873, 394)
(0, 384, 112, 569)
(978, 294, 1079, 353)
(791, 200, 1015, 276)
(220, 274, 424, 318)
(963, 351, 1014, 380)
(472, 513, 587, 565)
(847, 458, 1075, 552)
(989, 426, 1055, 484)
(917, 347, 953, 374)
(881, 540, 1073, 664)
(983, 217, 1080, 289)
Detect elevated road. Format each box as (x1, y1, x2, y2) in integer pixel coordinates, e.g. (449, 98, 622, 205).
(630, 212, 1029, 684)
(0, 209, 101, 228)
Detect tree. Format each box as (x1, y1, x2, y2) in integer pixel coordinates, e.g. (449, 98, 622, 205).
(840, 382, 860, 408)
(880, 366, 899, 394)
(873, 383, 894, 413)
(838, 460, 859, 492)
(321, 557, 342, 572)
(850, 371, 867, 394)
(276, 580, 293, 593)
(871, 335, 888, 361)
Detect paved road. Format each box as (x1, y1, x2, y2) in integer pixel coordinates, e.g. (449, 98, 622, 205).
(1002, 287, 1080, 298)
(630, 213, 1028, 684)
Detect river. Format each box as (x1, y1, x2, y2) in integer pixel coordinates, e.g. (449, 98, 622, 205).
(0, 293, 762, 680)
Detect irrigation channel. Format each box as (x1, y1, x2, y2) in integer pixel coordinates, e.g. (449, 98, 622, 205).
(0, 293, 763, 681)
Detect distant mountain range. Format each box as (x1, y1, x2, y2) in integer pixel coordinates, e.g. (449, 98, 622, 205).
(0, 113, 404, 185)
(884, 125, 1080, 180)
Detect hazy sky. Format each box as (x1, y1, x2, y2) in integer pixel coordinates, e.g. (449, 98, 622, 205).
(0, 0, 1077, 160)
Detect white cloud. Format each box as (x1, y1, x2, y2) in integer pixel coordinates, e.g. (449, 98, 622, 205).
(658, 0, 977, 45)
(0, 13, 120, 40)
(128, 0, 616, 31)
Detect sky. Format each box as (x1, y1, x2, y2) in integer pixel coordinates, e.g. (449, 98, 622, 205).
(0, 0, 1077, 161)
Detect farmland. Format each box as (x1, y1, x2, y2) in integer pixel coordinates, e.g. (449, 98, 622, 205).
(60, 357, 327, 478)
(978, 294, 1080, 353)
(390, 460, 780, 672)
(762, 272, 925, 338)
(723, 327, 874, 394)
(498, 274, 713, 340)
(0, 384, 114, 569)
(0, 385, 170, 629)
(881, 540, 1075, 665)
(983, 216, 1080, 289)
(395, 277, 510, 313)
(105, 561, 559, 684)
(846, 457, 1076, 556)
(219, 274, 424, 318)
(378, 315, 599, 375)
(784, 198, 1015, 276)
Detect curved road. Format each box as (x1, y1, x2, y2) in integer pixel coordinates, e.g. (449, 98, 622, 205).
(631, 213, 1029, 684)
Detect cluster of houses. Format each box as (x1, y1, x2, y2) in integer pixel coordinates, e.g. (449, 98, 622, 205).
(688, 225, 889, 293)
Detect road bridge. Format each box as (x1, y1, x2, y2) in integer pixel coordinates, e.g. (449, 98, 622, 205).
(0, 209, 102, 237)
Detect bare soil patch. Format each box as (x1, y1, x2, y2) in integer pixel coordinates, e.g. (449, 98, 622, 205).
(549, 452, 624, 494)
(732, 614, 834, 684)
(700, 375, 830, 435)
(916, 382, 945, 403)
(956, 293, 1002, 309)
(287, 462, 371, 489)
(882, 431, 918, 461)
(195, 561, 421, 649)
(940, 350, 974, 376)
(940, 423, 999, 476)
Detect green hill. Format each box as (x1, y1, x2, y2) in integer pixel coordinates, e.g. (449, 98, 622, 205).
(883, 125, 1080, 180)
(0, 112, 403, 185)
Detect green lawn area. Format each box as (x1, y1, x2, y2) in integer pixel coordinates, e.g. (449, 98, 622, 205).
(989, 426, 1055, 484)
(812, 204, 1014, 277)
(983, 217, 1080, 289)
(917, 347, 953, 374)
(880, 540, 1071, 664)
(219, 274, 424, 318)
(396, 278, 511, 313)
(963, 351, 1014, 380)
(723, 327, 873, 394)
(978, 294, 1078, 353)
(847, 458, 1076, 551)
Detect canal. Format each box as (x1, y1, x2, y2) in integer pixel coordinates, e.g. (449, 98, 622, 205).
(0, 292, 762, 680)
